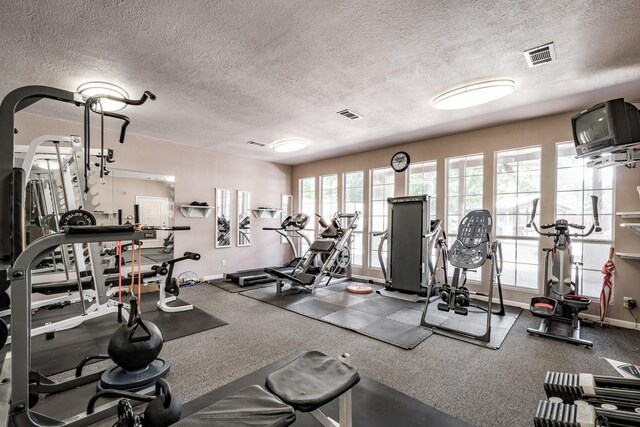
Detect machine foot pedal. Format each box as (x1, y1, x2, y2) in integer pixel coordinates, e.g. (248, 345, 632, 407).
(437, 303, 450, 312)
(454, 307, 468, 316)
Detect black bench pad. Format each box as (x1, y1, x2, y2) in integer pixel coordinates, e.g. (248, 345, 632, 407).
(33, 276, 93, 295)
(264, 269, 313, 287)
(265, 351, 360, 412)
(175, 385, 295, 427)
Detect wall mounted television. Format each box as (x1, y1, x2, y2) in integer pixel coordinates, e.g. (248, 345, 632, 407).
(572, 98, 640, 158)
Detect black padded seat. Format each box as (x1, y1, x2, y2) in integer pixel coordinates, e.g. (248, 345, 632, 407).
(264, 269, 313, 287)
(175, 385, 295, 427)
(126, 270, 158, 279)
(309, 240, 336, 253)
(33, 276, 93, 295)
(265, 351, 360, 413)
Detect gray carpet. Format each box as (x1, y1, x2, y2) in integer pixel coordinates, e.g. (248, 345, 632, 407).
(42, 285, 640, 427)
(241, 281, 433, 349)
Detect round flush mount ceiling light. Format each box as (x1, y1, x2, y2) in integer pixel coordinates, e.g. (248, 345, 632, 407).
(433, 79, 515, 110)
(77, 81, 129, 112)
(271, 139, 309, 153)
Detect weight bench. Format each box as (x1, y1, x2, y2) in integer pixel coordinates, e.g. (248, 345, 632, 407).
(176, 351, 359, 427)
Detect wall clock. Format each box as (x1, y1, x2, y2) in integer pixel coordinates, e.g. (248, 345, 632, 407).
(390, 151, 410, 172)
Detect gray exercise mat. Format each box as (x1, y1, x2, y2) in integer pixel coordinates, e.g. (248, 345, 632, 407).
(423, 298, 522, 349)
(241, 282, 433, 349)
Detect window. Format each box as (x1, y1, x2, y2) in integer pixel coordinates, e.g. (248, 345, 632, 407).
(320, 175, 338, 219)
(407, 160, 437, 218)
(494, 147, 541, 288)
(445, 154, 483, 281)
(556, 143, 614, 298)
(343, 171, 364, 266)
(369, 167, 395, 268)
(299, 177, 316, 253)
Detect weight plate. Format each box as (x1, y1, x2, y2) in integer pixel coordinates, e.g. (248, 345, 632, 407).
(59, 209, 96, 227)
(336, 248, 351, 268)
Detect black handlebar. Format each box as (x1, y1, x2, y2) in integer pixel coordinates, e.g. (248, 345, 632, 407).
(527, 196, 601, 238)
(591, 195, 602, 232)
(526, 198, 539, 228)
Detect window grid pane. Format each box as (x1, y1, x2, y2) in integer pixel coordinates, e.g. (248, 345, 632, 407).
(555, 142, 614, 298)
(343, 171, 364, 266)
(408, 160, 437, 218)
(445, 154, 483, 281)
(494, 147, 541, 289)
(299, 177, 315, 253)
(369, 167, 394, 268)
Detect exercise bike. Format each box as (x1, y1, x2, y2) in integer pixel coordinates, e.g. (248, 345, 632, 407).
(526, 196, 601, 348)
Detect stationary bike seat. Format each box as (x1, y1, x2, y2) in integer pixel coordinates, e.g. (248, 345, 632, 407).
(563, 294, 591, 310)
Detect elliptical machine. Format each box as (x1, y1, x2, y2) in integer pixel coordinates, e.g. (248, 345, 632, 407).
(526, 196, 601, 348)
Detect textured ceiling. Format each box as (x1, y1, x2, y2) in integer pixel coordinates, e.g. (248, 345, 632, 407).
(1, 0, 640, 165)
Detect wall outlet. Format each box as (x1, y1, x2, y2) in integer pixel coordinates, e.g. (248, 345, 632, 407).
(624, 296, 637, 309)
(221, 259, 227, 267)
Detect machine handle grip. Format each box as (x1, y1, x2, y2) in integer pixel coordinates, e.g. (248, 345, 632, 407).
(591, 195, 602, 232)
(568, 223, 586, 230)
(540, 223, 556, 229)
(526, 198, 539, 228)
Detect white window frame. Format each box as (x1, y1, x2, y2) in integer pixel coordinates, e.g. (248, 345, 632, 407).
(555, 142, 614, 299)
(299, 177, 316, 253)
(343, 171, 364, 267)
(407, 160, 437, 218)
(369, 167, 395, 269)
(320, 174, 338, 220)
(445, 154, 484, 281)
(494, 146, 541, 289)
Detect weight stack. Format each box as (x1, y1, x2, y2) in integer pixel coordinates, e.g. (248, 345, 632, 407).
(544, 371, 582, 403)
(534, 400, 596, 427)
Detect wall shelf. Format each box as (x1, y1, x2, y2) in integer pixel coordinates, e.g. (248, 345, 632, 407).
(616, 212, 640, 219)
(180, 205, 212, 218)
(251, 208, 282, 219)
(616, 252, 640, 260)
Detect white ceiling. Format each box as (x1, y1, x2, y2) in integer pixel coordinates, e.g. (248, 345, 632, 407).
(1, 1, 640, 165)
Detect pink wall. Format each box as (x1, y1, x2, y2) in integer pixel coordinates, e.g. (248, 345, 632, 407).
(14, 112, 292, 278)
(292, 112, 640, 324)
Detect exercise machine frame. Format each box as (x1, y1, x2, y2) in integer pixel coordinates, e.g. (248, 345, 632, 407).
(266, 212, 361, 296)
(526, 196, 601, 348)
(421, 209, 505, 343)
(375, 195, 443, 300)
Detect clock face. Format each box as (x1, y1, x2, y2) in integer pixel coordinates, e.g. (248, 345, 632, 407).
(391, 151, 410, 172)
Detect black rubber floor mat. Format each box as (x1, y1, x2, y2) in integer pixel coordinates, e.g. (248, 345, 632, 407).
(6, 293, 227, 376)
(181, 351, 473, 427)
(422, 298, 522, 349)
(208, 278, 274, 293)
(242, 282, 433, 349)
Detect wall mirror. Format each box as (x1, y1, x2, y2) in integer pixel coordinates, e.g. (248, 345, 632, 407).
(24, 164, 175, 275)
(216, 188, 232, 248)
(237, 190, 251, 247)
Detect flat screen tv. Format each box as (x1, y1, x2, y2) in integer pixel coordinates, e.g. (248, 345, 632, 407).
(572, 98, 640, 157)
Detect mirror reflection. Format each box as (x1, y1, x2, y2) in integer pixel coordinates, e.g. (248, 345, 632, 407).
(216, 188, 232, 248)
(98, 169, 176, 265)
(237, 191, 251, 247)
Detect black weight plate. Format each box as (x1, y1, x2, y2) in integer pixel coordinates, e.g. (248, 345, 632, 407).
(59, 209, 96, 227)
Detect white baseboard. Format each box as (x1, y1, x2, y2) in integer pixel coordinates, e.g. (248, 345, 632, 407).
(204, 274, 224, 281)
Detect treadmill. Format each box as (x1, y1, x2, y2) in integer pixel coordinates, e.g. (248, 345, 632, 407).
(224, 213, 312, 286)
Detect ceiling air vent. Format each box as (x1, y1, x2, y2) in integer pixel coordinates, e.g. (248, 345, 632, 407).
(524, 42, 556, 67)
(337, 109, 362, 120)
(245, 140, 266, 147)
